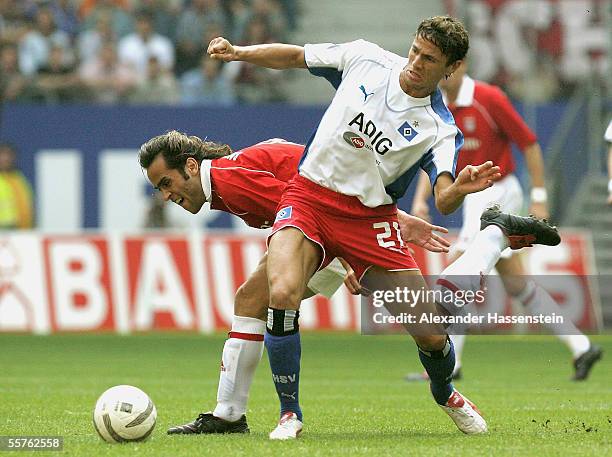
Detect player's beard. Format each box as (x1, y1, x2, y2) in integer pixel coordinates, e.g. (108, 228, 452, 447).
(182, 175, 206, 214)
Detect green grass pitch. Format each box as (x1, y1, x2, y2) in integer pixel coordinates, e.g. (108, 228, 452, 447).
(0, 333, 610, 456)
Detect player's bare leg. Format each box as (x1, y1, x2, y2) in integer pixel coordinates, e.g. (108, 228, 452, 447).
(266, 227, 322, 439)
(496, 256, 601, 381)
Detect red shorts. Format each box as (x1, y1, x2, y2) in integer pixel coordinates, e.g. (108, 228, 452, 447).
(269, 175, 419, 280)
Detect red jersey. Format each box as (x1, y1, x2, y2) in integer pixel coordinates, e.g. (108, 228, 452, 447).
(448, 76, 537, 176)
(208, 139, 303, 228)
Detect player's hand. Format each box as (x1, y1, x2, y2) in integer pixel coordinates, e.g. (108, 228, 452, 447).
(410, 200, 431, 222)
(397, 210, 450, 253)
(338, 258, 369, 295)
(207, 37, 238, 62)
(608, 193, 612, 205)
(529, 202, 549, 220)
(454, 161, 502, 196)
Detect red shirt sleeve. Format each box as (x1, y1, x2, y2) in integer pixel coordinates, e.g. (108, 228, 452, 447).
(486, 86, 537, 152)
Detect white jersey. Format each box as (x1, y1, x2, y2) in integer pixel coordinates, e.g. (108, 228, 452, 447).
(300, 40, 462, 207)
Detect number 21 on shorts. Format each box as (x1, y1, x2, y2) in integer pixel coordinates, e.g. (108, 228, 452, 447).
(373, 221, 404, 249)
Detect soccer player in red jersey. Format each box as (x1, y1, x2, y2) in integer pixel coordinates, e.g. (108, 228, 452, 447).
(139, 131, 455, 434)
(411, 61, 601, 382)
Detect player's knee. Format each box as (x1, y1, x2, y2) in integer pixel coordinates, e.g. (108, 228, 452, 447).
(414, 334, 447, 352)
(234, 285, 267, 319)
(269, 284, 301, 310)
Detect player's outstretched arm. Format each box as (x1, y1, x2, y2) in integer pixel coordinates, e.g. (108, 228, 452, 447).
(433, 162, 502, 215)
(397, 210, 450, 253)
(207, 37, 306, 69)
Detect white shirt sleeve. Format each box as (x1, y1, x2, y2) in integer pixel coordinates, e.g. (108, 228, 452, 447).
(421, 127, 462, 186)
(304, 39, 380, 81)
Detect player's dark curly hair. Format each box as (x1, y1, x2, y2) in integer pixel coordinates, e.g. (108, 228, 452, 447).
(139, 130, 232, 178)
(416, 16, 469, 65)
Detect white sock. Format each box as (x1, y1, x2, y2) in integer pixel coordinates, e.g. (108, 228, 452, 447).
(436, 226, 507, 299)
(450, 334, 465, 372)
(213, 315, 265, 422)
(518, 281, 591, 359)
(446, 226, 507, 278)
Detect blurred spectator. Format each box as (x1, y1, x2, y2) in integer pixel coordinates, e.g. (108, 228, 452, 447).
(1, 0, 298, 105)
(32, 0, 80, 39)
(0, 0, 30, 45)
(79, 0, 128, 16)
(139, 0, 181, 42)
(175, 0, 227, 75)
(79, 42, 137, 103)
(77, 9, 115, 64)
(118, 9, 174, 76)
(34, 44, 81, 102)
(18, 6, 73, 76)
(277, 0, 297, 31)
(81, 0, 133, 39)
(180, 54, 239, 106)
(226, 0, 250, 42)
(0, 43, 33, 101)
(129, 55, 179, 104)
(251, 0, 287, 41)
(0, 143, 34, 229)
(234, 15, 285, 103)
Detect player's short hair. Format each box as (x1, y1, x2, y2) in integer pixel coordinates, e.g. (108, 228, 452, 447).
(416, 16, 469, 65)
(139, 130, 232, 174)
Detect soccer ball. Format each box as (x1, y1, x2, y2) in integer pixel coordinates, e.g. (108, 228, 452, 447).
(93, 385, 157, 443)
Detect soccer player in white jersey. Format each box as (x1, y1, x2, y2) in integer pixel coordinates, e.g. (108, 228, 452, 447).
(207, 16, 560, 438)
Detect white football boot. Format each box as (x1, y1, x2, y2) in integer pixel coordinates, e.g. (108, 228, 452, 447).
(269, 412, 303, 440)
(439, 390, 487, 434)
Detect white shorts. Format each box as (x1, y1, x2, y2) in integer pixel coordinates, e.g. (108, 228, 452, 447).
(306, 258, 346, 298)
(454, 174, 524, 259)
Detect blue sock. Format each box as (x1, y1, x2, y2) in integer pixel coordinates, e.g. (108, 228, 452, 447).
(418, 337, 455, 405)
(265, 331, 302, 421)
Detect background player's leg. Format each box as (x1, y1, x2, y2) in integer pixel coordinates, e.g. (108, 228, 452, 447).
(436, 225, 508, 374)
(496, 256, 599, 379)
(266, 227, 321, 435)
(438, 225, 508, 291)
